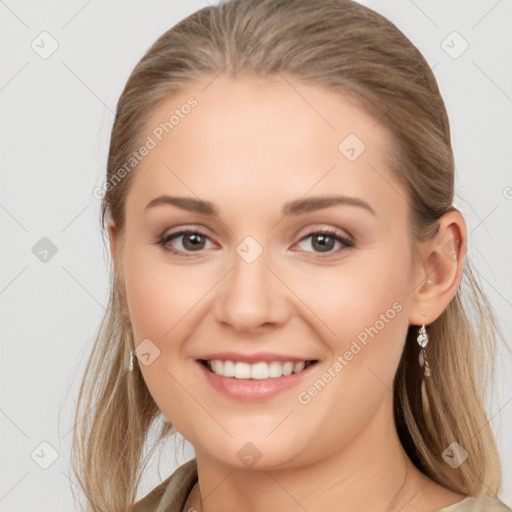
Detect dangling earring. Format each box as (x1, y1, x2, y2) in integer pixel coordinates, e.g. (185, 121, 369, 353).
(128, 350, 135, 372)
(417, 324, 431, 378)
(126, 329, 137, 372)
(417, 324, 433, 425)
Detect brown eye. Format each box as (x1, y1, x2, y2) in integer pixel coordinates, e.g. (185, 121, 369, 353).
(158, 230, 214, 255)
(294, 229, 354, 256)
(182, 233, 206, 251)
(311, 233, 336, 252)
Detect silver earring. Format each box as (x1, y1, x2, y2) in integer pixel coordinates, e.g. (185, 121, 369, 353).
(417, 324, 431, 377)
(128, 350, 135, 372)
(417, 324, 434, 428)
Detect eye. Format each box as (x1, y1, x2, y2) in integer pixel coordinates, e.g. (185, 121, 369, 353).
(157, 229, 215, 255)
(155, 227, 353, 257)
(293, 229, 354, 255)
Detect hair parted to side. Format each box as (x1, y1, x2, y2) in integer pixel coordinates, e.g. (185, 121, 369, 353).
(71, 1, 505, 510)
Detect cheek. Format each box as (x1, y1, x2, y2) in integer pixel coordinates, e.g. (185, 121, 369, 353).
(122, 244, 215, 426)
(292, 251, 410, 337)
(123, 244, 215, 342)
(290, 252, 411, 437)
(289, 247, 412, 394)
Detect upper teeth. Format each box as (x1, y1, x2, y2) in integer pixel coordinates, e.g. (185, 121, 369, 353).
(208, 360, 307, 379)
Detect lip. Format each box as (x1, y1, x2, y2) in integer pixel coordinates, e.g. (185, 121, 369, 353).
(196, 359, 319, 401)
(197, 352, 316, 364)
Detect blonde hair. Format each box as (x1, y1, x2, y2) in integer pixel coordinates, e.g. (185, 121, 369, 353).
(71, 1, 505, 510)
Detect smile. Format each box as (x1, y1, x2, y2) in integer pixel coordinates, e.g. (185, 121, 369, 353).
(200, 359, 317, 379)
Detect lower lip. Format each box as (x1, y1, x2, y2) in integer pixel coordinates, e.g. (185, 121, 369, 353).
(196, 361, 317, 401)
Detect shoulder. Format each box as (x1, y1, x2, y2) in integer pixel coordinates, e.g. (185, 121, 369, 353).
(437, 496, 511, 512)
(133, 458, 198, 512)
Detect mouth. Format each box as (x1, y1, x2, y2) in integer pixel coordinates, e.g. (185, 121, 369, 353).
(198, 359, 319, 379)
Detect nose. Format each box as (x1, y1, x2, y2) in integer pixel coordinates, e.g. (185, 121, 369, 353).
(213, 247, 291, 334)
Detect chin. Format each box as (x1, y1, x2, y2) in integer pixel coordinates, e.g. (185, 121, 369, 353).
(196, 435, 311, 472)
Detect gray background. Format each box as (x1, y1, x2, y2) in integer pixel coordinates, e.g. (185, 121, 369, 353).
(1, 1, 511, 510)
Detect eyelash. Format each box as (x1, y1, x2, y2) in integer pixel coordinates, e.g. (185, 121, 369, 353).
(155, 227, 354, 258)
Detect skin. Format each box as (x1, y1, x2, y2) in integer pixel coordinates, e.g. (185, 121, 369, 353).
(109, 74, 468, 512)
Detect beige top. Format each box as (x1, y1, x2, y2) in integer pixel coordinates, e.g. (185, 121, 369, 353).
(133, 458, 511, 512)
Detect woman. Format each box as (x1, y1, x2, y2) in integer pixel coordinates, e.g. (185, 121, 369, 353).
(71, 0, 511, 511)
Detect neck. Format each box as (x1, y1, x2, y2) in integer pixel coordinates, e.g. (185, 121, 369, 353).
(186, 406, 436, 512)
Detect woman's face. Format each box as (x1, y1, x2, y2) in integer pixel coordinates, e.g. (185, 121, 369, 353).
(117, 74, 423, 469)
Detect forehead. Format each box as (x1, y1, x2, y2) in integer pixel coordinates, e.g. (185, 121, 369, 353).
(125, 74, 405, 218)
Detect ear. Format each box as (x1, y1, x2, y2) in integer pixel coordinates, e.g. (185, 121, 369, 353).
(108, 220, 118, 260)
(408, 210, 467, 326)
(107, 220, 131, 327)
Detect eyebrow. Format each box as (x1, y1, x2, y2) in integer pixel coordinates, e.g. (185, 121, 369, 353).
(144, 194, 376, 216)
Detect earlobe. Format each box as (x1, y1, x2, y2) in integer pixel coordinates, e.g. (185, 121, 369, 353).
(409, 211, 467, 325)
